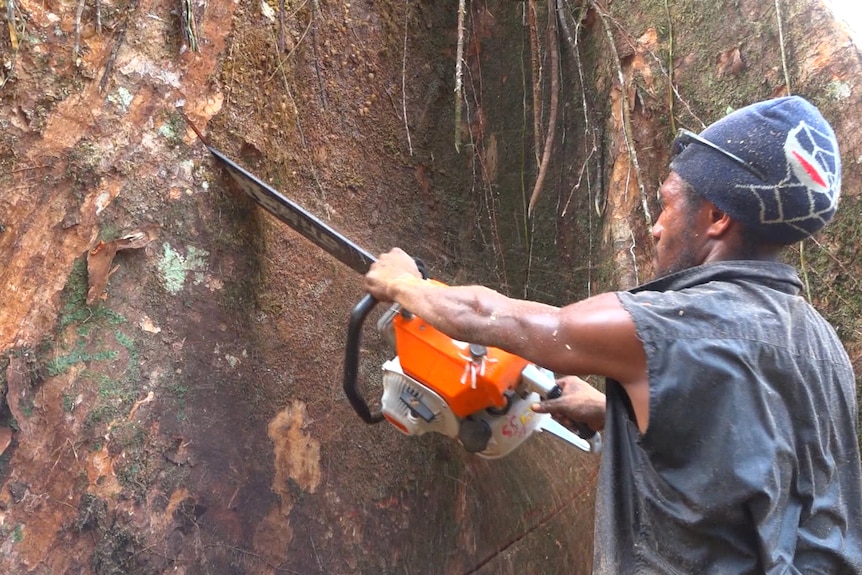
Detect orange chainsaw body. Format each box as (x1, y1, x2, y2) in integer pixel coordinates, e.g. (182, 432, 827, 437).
(390, 310, 529, 418)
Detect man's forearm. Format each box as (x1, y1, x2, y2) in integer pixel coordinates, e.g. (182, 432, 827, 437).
(386, 277, 573, 375)
(364, 248, 643, 383)
(388, 278, 512, 345)
(362, 249, 515, 345)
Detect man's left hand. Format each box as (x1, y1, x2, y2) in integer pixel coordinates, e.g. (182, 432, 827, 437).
(365, 248, 423, 302)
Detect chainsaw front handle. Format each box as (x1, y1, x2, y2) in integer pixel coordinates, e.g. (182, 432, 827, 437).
(343, 293, 385, 424)
(343, 258, 428, 424)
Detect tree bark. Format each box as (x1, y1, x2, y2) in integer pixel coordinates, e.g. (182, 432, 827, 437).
(0, 0, 859, 573)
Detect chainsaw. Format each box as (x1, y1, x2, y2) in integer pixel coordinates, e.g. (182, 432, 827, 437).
(184, 114, 600, 458)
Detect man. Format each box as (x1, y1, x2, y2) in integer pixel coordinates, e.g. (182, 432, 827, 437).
(364, 96, 862, 573)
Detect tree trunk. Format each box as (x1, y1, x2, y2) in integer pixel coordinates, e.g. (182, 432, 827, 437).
(0, 0, 858, 573)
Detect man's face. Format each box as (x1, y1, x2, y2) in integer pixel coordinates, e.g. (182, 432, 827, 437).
(651, 172, 708, 278)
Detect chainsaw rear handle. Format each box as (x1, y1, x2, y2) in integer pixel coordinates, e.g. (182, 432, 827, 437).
(545, 384, 597, 440)
(342, 258, 429, 424)
(527, 368, 597, 440)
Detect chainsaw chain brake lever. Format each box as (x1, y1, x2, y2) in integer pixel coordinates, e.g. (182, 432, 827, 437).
(342, 257, 429, 424)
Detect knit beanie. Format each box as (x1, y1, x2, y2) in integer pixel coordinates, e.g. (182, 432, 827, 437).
(670, 96, 841, 244)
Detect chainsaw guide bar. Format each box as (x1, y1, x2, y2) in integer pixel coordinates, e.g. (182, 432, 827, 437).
(184, 114, 376, 275)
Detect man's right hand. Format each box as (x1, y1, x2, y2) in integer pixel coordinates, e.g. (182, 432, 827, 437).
(532, 375, 606, 434)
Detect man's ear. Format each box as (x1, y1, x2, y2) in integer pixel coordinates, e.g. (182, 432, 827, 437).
(706, 204, 733, 237)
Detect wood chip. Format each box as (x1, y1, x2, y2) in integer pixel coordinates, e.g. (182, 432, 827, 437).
(86, 224, 160, 305)
(0, 426, 12, 457)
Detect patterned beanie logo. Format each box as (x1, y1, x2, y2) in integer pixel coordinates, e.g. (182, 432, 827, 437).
(785, 121, 833, 194)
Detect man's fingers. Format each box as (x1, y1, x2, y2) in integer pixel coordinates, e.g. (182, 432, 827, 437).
(365, 248, 422, 301)
(532, 389, 593, 433)
(530, 403, 583, 433)
(532, 398, 569, 418)
(532, 399, 564, 412)
(532, 395, 564, 413)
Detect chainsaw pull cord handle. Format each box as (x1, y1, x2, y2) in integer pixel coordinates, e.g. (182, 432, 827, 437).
(545, 384, 597, 441)
(342, 257, 429, 424)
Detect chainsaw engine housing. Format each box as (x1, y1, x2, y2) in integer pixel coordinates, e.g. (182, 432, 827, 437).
(377, 303, 546, 459)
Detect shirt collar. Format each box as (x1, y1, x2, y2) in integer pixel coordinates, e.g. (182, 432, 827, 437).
(631, 260, 803, 295)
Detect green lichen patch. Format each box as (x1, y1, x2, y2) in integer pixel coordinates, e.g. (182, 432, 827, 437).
(43, 258, 148, 449)
(158, 110, 187, 148)
(57, 258, 126, 330)
(156, 243, 209, 294)
(45, 344, 119, 377)
(107, 87, 134, 111)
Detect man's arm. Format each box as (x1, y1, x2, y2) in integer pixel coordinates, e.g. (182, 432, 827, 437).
(365, 249, 650, 430)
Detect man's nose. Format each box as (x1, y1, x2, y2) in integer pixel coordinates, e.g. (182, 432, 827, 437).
(651, 220, 663, 240)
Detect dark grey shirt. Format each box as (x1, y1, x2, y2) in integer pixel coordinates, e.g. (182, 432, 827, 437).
(594, 261, 862, 574)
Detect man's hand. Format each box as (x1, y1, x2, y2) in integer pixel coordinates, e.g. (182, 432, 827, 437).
(532, 375, 606, 433)
(365, 248, 423, 302)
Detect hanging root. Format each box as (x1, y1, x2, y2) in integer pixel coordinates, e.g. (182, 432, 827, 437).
(527, 0, 560, 217)
(100, 0, 139, 91)
(663, 0, 675, 133)
(401, 0, 413, 155)
(774, 0, 792, 95)
(454, 0, 466, 152)
(278, 0, 286, 52)
(74, 0, 85, 64)
(310, 0, 327, 108)
(527, 0, 542, 167)
(591, 0, 652, 229)
(268, 24, 327, 202)
(180, 0, 199, 53)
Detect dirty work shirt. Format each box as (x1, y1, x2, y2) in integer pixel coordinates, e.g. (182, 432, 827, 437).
(594, 261, 862, 574)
